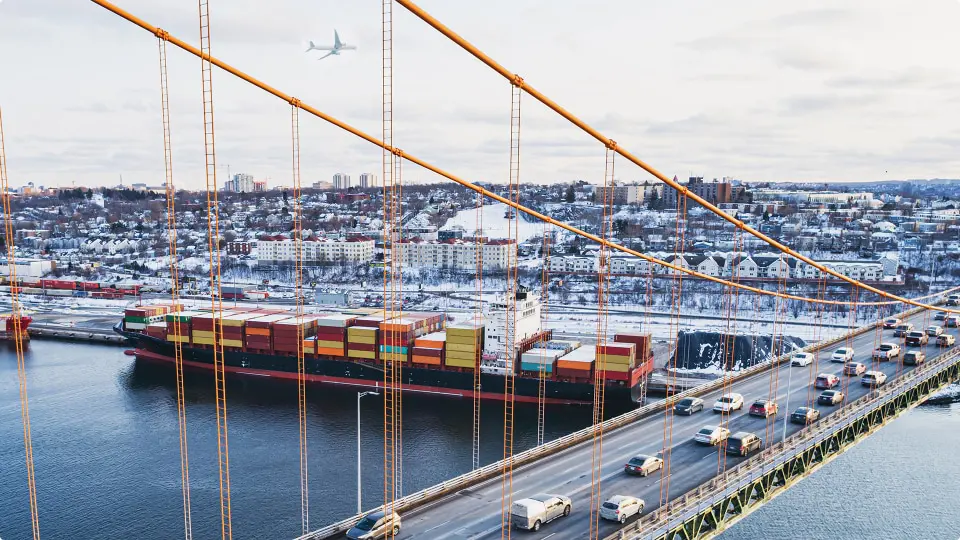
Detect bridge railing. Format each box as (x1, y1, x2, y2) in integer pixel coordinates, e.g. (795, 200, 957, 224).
(615, 332, 960, 539)
(296, 297, 944, 540)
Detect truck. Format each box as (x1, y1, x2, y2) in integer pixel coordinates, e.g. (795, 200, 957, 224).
(510, 494, 572, 531)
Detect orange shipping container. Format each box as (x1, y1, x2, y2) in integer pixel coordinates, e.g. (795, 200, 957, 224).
(317, 347, 345, 357)
(412, 355, 442, 366)
(246, 327, 271, 336)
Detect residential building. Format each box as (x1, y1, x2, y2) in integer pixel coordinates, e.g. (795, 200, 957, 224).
(0, 258, 55, 278)
(399, 238, 516, 270)
(224, 173, 255, 193)
(226, 241, 252, 255)
(255, 235, 375, 264)
(333, 173, 352, 190)
(663, 176, 733, 208)
(359, 173, 379, 189)
(613, 184, 641, 205)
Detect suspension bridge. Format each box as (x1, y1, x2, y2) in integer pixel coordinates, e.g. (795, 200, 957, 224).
(2, 2, 959, 540)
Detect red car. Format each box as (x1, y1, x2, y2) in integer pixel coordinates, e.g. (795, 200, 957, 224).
(748, 400, 779, 418)
(815, 373, 840, 389)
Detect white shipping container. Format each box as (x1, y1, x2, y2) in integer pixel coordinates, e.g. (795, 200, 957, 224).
(316, 313, 358, 327)
(125, 322, 147, 330)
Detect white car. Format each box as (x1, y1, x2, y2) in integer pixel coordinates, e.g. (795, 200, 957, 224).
(926, 326, 944, 337)
(694, 425, 731, 445)
(871, 342, 900, 360)
(712, 393, 744, 413)
(831, 347, 855, 363)
(599, 495, 645, 523)
(790, 352, 814, 367)
(861, 371, 888, 387)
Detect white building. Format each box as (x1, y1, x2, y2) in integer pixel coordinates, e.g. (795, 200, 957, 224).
(0, 258, 55, 278)
(224, 173, 255, 193)
(399, 238, 515, 270)
(333, 173, 351, 190)
(255, 235, 375, 264)
(359, 173, 379, 189)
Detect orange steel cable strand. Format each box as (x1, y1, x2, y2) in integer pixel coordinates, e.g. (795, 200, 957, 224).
(639, 259, 654, 406)
(535, 221, 550, 447)
(716, 225, 745, 476)
(805, 275, 829, 410)
(0, 108, 41, 540)
(763, 258, 790, 448)
(589, 147, 615, 539)
(499, 80, 521, 540)
(195, 1, 233, 537)
(157, 35, 193, 540)
(290, 102, 309, 534)
(838, 288, 860, 402)
(471, 188, 483, 469)
(380, 0, 400, 526)
(394, 155, 404, 500)
(86, 1, 960, 310)
(392, 0, 940, 305)
(658, 193, 688, 515)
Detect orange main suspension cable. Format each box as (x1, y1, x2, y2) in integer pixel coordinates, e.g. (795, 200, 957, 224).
(588, 147, 615, 539)
(86, 0, 960, 312)
(1, 108, 41, 540)
(290, 102, 309, 535)
(195, 0, 233, 537)
(156, 35, 193, 540)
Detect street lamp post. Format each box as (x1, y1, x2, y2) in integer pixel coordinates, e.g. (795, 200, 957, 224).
(357, 390, 379, 515)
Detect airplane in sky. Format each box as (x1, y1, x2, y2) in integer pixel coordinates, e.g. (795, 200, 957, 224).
(305, 30, 357, 60)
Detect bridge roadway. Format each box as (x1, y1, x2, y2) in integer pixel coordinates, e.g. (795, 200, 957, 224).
(396, 309, 952, 540)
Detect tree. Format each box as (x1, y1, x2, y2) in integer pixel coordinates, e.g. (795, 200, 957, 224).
(564, 185, 575, 203)
(647, 191, 662, 211)
(762, 209, 770, 222)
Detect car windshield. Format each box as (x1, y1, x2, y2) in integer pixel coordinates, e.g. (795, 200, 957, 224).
(628, 457, 647, 465)
(822, 391, 835, 396)
(677, 398, 695, 406)
(698, 428, 714, 435)
(879, 344, 893, 351)
(753, 401, 766, 407)
(835, 349, 847, 354)
(602, 502, 620, 510)
(906, 353, 917, 358)
(795, 407, 809, 414)
(908, 332, 923, 337)
(719, 397, 734, 403)
(354, 517, 377, 531)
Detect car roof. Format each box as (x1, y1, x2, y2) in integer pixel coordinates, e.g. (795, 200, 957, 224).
(605, 495, 633, 504)
(816, 372, 834, 377)
(364, 510, 386, 520)
(795, 406, 810, 412)
(864, 370, 884, 376)
(730, 431, 754, 439)
(821, 389, 837, 394)
(631, 454, 654, 461)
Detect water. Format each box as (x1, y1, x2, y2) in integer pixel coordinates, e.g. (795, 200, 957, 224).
(2, 340, 959, 539)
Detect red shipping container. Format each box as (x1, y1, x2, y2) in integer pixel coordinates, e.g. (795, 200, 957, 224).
(411, 347, 442, 358)
(315, 327, 347, 337)
(353, 316, 384, 328)
(614, 333, 651, 360)
(601, 370, 629, 382)
(348, 343, 377, 352)
(596, 343, 635, 356)
(556, 367, 592, 380)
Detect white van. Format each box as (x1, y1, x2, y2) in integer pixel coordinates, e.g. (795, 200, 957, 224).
(510, 494, 572, 531)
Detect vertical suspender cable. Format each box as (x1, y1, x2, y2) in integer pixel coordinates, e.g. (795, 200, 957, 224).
(588, 147, 615, 538)
(196, 1, 233, 537)
(499, 79, 522, 539)
(291, 102, 309, 534)
(716, 226, 744, 475)
(536, 221, 550, 447)
(157, 35, 194, 540)
(1, 108, 41, 540)
(472, 188, 483, 469)
(381, 0, 402, 531)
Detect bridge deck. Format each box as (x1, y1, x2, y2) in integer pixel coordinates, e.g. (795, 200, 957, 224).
(385, 308, 953, 540)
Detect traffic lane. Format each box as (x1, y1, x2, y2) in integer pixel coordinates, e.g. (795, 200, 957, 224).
(400, 309, 949, 538)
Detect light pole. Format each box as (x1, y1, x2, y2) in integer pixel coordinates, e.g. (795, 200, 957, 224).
(357, 390, 379, 515)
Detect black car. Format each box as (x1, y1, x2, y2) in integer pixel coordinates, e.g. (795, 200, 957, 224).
(790, 406, 821, 425)
(674, 397, 704, 415)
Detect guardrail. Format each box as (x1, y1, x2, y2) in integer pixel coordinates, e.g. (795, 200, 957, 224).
(296, 295, 947, 540)
(619, 339, 960, 540)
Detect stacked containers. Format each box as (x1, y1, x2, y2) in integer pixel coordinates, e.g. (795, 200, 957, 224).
(380, 318, 415, 363)
(519, 345, 565, 375)
(596, 342, 636, 381)
(556, 346, 595, 380)
(165, 310, 201, 344)
(273, 316, 318, 354)
(445, 322, 484, 369)
(412, 331, 445, 366)
(347, 326, 378, 361)
(191, 311, 240, 346)
(145, 321, 167, 340)
(124, 305, 172, 330)
(245, 314, 290, 351)
(314, 313, 356, 357)
(220, 312, 265, 348)
(613, 333, 651, 363)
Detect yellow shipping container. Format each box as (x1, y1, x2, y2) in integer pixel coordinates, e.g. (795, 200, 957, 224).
(193, 337, 215, 346)
(381, 351, 408, 363)
(222, 339, 243, 348)
(348, 350, 376, 360)
(599, 362, 631, 373)
(167, 335, 190, 343)
(348, 334, 377, 345)
(445, 357, 476, 368)
(446, 342, 478, 353)
(445, 349, 478, 361)
(598, 353, 633, 366)
(315, 339, 343, 349)
(302, 340, 317, 353)
(192, 330, 215, 339)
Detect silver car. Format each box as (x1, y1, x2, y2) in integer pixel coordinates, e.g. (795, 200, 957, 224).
(346, 510, 401, 540)
(599, 495, 645, 523)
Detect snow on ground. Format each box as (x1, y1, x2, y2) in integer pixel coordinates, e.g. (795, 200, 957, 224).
(928, 383, 960, 403)
(441, 202, 547, 242)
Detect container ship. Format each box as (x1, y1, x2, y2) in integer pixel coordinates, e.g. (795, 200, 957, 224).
(116, 288, 653, 406)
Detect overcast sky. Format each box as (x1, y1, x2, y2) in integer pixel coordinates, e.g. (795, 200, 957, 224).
(2, 0, 960, 189)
